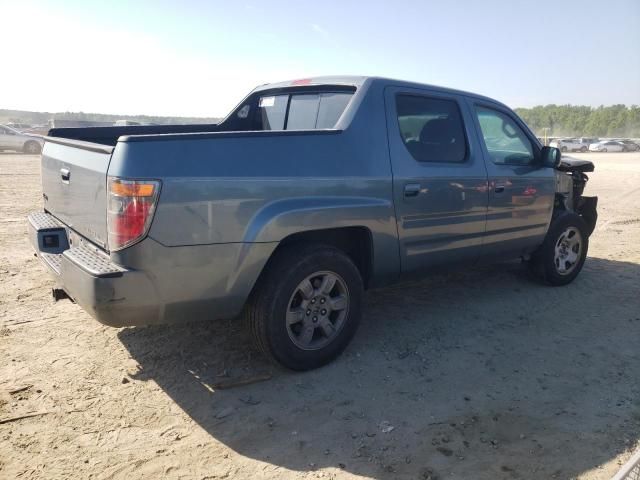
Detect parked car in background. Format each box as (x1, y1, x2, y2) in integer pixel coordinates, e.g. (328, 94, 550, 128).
(577, 137, 598, 147)
(0, 124, 44, 154)
(550, 138, 587, 152)
(588, 140, 625, 152)
(6, 122, 33, 130)
(615, 139, 640, 152)
(23, 124, 52, 136)
(27, 76, 598, 370)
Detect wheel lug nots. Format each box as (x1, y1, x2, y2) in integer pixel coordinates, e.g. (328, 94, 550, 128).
(321, 309, 327, 315)
(306, 310, 311, 316)
(320, 298, 325, 304)
(312, 316, 318, 323)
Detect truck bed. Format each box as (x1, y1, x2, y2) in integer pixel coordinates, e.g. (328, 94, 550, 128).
(47, 123, 220, 146)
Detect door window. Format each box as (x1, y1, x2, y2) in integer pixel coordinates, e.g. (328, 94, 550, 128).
(396, 95, 467, 163)
(474, 106, 535, 165)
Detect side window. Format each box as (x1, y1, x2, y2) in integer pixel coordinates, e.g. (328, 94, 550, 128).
(474, 106, 535, 165)
(396, 95, 467, 163)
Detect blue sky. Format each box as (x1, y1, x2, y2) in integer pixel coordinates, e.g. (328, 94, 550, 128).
(2, 0, 639, 117)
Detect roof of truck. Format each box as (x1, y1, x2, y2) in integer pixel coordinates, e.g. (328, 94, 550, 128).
(254, 75, 509, 109)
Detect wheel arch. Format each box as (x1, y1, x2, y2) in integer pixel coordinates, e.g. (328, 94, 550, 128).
(241, 196, 399, 289)
(256, 226, 375, 291)
(23, 139, 42, 153)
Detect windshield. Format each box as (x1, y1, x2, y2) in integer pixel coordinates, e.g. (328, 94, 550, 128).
(2, 125, 21, 134)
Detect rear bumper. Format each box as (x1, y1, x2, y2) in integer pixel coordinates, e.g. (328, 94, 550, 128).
(28, 212, 161, 327)
(28, 212, 277, 328)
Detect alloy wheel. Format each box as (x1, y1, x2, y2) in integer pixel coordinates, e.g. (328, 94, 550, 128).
(554, 226, 582, 275)
(286, 271, 350, 350)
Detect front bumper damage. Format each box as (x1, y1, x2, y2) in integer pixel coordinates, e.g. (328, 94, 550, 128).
(555, 157, 598, 235)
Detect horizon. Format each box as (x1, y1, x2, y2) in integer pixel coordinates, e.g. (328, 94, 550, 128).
(2, 0, 639, 117)
(2, 100, 640, 123)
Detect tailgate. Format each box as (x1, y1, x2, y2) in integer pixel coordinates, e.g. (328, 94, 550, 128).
(41, 138, 114, 250)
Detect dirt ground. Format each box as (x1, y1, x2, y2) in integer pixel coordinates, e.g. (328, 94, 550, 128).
(1, 151, 639, 480)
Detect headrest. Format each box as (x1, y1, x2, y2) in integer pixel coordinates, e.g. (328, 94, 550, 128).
(420, 118, 453, 144)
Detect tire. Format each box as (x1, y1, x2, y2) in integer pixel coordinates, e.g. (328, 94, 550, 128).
(560, 146, 568, 152)
(23, 141, 41, 154)
(529, 212, 589, 286)
(245, 244, 363, 371)
(580, 146, 587, 152)
(602, 148, 607, 153)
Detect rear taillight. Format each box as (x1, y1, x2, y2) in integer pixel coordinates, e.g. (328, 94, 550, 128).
(107, 177, 160, 251)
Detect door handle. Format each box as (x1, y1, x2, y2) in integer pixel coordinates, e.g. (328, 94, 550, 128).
(494, 184, 505, 193)
(404, 183, 421, 197)
(60, 168, 70, 184)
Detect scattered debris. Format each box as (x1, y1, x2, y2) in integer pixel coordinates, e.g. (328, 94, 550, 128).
(7, 385, 32, 395)
(378, 420, 395, 433)
(212, 373, 272, 390)
(0, 411, 52, 425)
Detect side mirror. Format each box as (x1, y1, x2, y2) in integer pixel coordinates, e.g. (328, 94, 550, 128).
(541, 146, 561, 168)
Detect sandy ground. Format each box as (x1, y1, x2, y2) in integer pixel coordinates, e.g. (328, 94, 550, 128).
(1, 151, 639, 480)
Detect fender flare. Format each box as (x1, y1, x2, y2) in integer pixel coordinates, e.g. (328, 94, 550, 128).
(242, 196, 394, 244)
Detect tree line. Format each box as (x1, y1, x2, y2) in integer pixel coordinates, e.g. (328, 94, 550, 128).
(3, 105, 640, 138)
(514, 105, 640, 138)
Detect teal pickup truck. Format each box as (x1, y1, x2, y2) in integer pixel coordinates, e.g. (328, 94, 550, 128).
(28, 76, 597, 370)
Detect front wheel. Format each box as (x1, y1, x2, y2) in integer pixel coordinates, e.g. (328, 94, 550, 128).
(529, 212, 589, 286)
(580, 146, 587, 152)
(245, 244, 363, 371)
(561, 146, 568, 152)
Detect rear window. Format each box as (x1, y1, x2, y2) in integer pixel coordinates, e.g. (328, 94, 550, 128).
(258, 95, 288, 130)
(251, 91, 353, 131)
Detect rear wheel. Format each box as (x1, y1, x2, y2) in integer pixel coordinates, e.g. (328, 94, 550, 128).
(529, 212, 589, 286)
(245, 244, 363, 371)
(561, 146, 568, 152)
(580, 146, 587, 152)
(23, 141, 41, 154)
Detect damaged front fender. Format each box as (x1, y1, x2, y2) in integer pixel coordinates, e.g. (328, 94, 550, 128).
(554, 157, 598, 236)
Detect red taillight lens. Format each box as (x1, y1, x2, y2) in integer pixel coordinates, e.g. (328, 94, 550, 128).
(107, 178, 160, 251)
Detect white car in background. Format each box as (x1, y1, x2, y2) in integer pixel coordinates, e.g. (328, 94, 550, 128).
(549, 138, 588, 152)
(588, 140, 625, 152)
(0, 124, 44, 154)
